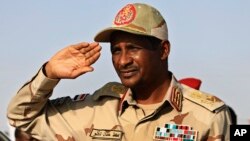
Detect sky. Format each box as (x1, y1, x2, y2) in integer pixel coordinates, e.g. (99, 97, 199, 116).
(1, 0, 250, 135)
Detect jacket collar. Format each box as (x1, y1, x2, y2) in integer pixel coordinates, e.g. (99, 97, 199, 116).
(118, 74, 184, 116)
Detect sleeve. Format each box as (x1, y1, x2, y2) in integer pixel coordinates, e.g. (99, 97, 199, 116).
(7, 66, 59, 128)
(206, 106, 232, 141)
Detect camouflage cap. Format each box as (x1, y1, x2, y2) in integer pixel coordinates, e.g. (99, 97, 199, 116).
(94, 3, 168, 42)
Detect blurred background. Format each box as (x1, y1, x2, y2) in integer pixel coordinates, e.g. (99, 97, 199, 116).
(1, 0, 249, 139)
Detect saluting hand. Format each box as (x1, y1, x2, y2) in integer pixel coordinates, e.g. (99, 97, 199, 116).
(45, 42, 101, 79)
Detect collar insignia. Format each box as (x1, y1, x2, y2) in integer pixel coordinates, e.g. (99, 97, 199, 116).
(170, 86, 183, 112)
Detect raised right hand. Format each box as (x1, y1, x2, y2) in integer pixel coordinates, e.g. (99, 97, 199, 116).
(44, 42, 101, 79)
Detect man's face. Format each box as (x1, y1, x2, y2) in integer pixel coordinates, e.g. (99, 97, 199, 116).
(110, 32, 164, 88)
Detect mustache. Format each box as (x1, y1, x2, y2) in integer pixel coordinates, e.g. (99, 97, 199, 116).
(118, 65, 138, 72)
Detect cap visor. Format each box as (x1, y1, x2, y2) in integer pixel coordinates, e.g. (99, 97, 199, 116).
(94, 27, 151, 42)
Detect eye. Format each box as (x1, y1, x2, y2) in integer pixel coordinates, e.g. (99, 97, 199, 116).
(111, 46, 121, 55)
(127, 44, 142, 51)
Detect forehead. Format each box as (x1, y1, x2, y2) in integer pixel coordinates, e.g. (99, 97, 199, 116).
(110, 31, 151, 46)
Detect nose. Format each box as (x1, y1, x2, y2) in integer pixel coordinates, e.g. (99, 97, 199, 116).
(118, 51, 133, 68)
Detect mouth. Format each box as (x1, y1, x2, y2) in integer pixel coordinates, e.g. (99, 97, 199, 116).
(119, 69, 138, 78)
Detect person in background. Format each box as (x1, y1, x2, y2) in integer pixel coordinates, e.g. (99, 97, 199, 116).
(7, 3, 232, 141)
(15, 128, 37, 141)
(0, 131, 11, 141)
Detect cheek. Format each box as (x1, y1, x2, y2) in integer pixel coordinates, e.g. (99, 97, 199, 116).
(137, 53, 160, 70)
(133, 53, 151, 71)
(112, 56, 121, 73)
(112, 57, 117, 68)
(136, 51, 156, 62)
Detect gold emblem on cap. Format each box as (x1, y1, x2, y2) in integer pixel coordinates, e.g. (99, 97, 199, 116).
(114, 4, 136, 25)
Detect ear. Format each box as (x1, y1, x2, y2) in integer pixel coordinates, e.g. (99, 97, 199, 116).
(160, 40, 170, 60)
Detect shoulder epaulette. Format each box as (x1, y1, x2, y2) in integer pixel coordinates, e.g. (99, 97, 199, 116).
(182, 85, 225, 112)
(92, 82, 128, 101)
(50, 96, 72, 106)
(50, 93, 90, 106)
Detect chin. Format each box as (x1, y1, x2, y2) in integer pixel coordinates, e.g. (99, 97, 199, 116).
(120, 79, 137, 88)
(120, 77, 143, 89)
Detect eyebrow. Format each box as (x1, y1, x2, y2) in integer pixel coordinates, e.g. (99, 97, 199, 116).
(111, 43, 141, 48)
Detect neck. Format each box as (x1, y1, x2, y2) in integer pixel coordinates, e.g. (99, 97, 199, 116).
(132, 71, 172, 105)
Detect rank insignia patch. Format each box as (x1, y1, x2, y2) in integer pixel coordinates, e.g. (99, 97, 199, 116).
(153, 123, 198, 141)
(73, 93, 88, 102)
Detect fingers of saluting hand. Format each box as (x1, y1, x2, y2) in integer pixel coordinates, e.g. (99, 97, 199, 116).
(70, 42, 101, 66)
(76, 42, 101, 64)
(72, 42, 101, 56)
(71, 42, 90, 50)
(83, 42, 101, 58)
(79, 42, 100, 55)
(71, 42, 101, 77)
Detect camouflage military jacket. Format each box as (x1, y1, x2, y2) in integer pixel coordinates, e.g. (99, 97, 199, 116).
(7, 68, 231, 141)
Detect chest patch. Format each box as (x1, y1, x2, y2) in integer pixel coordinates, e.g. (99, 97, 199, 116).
(90, 129, 123, 140)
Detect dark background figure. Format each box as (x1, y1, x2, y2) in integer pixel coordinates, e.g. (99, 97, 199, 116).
(15, 128, 37, 141)
(228, 107, 237, 125)
(0, 131, 11, 141)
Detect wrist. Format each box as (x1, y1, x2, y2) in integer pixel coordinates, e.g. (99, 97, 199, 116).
(43, 62, 58, 79)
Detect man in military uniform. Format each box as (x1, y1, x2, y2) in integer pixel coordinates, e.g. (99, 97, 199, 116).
(7, 3, 232, 141)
